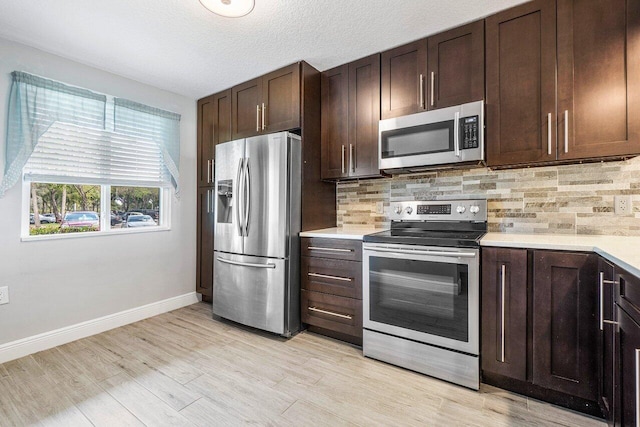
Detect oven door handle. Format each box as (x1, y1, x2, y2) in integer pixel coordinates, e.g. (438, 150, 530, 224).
(365, 246, 477, 258)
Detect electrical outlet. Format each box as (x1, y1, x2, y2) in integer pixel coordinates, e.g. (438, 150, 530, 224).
(0, 286, 8, 305)
(375, 201, 384, 214)
(615, 195, 633, 216)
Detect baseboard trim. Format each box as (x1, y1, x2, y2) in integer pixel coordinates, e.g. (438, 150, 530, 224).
(0, 292, 199, 364)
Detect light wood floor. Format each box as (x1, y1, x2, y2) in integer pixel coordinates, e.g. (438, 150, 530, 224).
(0, 302, 606, 426)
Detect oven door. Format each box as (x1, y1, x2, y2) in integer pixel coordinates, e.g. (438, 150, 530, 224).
(363, 243, 479, 355)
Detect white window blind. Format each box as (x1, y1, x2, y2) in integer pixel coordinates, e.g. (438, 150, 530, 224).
(23, 122, 171, 187)
(0, 71, 181, 196)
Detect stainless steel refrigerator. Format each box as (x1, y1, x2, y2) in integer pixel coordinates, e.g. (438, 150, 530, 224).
(213, 131, 301, 337)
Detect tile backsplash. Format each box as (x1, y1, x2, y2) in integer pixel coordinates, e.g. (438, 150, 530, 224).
(336, 157, 640, 235)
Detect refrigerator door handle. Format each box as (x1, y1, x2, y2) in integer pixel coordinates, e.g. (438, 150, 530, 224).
(216, 256, 276, 269)
(236, 157, 244, 237)
(244, 157, 251, 236)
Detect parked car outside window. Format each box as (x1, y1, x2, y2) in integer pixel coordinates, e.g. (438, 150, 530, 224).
(60, 211, 100, 230)
(125, 214, 157, 228)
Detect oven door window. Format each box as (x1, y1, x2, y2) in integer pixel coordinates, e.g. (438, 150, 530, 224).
(369, 256, 468, 342)
(380, 120, 454, 159)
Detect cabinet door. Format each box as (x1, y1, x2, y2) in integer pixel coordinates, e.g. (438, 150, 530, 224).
(481, 248, 528, 381)
(427, 20, 484, 110)
(599, 257, 617, 421)
(262, 63, 300, 133)
(213, 89, 232, 146)
(486, 0, 557, 167)
(197, 96, 215, 187)
(348, 54, 381, 178)
(618, 307, 640, 427)
(321, 65, 349, 179)
(380, 39, 428, 119)
(557, 0, 640, 161)
(232, 78, 261, 139)
(532, 250, 598, 401)
(196, 187, 215, 297)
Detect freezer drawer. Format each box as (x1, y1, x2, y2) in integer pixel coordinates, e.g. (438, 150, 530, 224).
(213, 252, 287, 335)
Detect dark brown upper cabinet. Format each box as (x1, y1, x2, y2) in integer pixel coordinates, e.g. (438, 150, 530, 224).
(231, 63, 300, 140)
(481, 247, 528, 382)
(487, 0, 640, 167)
(212, 89, 232, 149)
(486, 0, 557, 167)
(321, 54, 382, 180)
(532, 250, 599, 402)
(556, 0, 640, 161)
(427, 20, 485, 110)
(381, 40, 428, 120)
(197, 95, 215, 187)
(321, 64, 349, 179)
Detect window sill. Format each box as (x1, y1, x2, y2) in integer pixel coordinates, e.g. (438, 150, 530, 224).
(21, 226, 171, 242)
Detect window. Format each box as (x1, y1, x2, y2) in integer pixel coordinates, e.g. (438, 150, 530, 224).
(0, 72, 181, 239)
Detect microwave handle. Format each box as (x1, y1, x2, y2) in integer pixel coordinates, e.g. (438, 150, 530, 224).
(454, 112, 461, 157)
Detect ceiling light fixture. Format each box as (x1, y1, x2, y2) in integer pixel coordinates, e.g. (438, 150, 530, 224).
(199, 0, 255, 18)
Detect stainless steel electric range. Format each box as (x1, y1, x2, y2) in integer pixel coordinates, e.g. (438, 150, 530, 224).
(362, 199, 487, 390)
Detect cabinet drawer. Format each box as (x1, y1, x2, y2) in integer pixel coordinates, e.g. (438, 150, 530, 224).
(617, 267, 640, 321)
(301, 237, 362, 261)
(301, 256, 361, 299)
(301, 290, 362, 339)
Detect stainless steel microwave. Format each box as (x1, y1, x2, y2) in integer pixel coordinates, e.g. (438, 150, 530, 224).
(378, 100, 484, 172)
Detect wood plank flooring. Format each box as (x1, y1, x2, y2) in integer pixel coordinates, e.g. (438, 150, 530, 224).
(0, 302, 606, 426)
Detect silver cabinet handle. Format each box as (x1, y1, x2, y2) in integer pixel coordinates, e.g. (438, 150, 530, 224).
(262, 103, 266, 131)
(547, 113, 552, 155)
(636, 348, 640, 427)
(500, 264, 506, 363)
(217, 257, 276, 269)
(308, 246, 353, 253)
(256, 105, 260, 132)
(341, 145, 345, 174)
(430, 72, 435, 107)
(454, 112, 461, 157)
(236, 158, 244, 237)
(207, 159, 211, 183)
(308, 272, 352, 282)
(349, 144, 354, 173)
(244, 158, 250, 236)
(600, 272, 619, 330)
(308, 306, 352, 320)
(564, 110, 569, 153)
(419, 74, 425, 108)
(206, 188, 210, 214)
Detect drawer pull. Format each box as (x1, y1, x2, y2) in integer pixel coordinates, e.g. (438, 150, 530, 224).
(308, 272, 352, 282)
(308, 306, 352, 320)
(307, 246, 353, 253)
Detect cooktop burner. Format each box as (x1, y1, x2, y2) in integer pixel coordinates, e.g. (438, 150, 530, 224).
(364, 199, 488, 248)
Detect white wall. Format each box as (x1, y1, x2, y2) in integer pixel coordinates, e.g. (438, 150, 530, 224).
(0, 38, 197, 346)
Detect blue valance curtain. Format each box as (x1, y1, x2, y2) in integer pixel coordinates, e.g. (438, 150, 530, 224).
(0, 71, 181, 197)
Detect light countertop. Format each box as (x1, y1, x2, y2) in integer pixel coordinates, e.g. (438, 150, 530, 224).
(481, 232, 640, 278)
(300, 227, 383, 240)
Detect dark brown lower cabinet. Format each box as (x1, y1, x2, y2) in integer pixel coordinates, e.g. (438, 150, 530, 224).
(481, 247, 602, 417)
(300, 237, 362, 345)
(481, 248, 528, 381)
(617, 306, 640, 427)
(196, 187, 215, 299)
(532, 251, 599, 401)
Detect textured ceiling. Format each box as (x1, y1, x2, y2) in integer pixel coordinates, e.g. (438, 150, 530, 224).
(0, 0, 529, 99)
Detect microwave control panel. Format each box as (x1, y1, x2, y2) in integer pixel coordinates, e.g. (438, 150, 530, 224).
(461, 116, 479, 150)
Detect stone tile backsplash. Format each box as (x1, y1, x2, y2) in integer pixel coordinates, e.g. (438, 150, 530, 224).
(336, 157, 640, 235)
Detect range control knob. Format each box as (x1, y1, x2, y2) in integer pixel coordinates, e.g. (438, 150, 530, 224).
(456, 205, 466, 214)
(405, 206, 413, 215)
(469, 205, 480, 215)
(394, 205, 403, 214)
